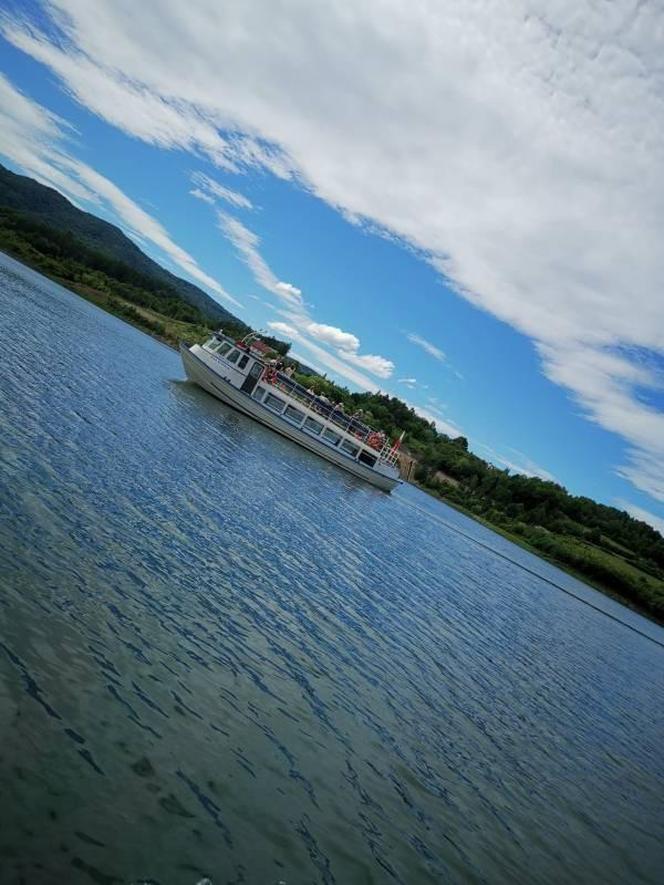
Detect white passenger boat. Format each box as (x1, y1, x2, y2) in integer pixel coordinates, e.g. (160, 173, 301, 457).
(180, 332, 403, 491)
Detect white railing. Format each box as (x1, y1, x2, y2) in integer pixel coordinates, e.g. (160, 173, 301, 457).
(262, 372, 374, 438)
(377, 440, 401, 468)
(260, 369, 403, 465)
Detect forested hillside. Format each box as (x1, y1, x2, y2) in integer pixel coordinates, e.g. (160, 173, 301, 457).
(0, 162, 239, 325)
(0, 207, 288, 354)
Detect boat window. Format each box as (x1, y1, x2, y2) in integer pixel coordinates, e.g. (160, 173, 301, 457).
(322, 428, 341, 446)
(251, 385, 266, 401)
(284, 405, 305, 424)
(340, 439, 359, 458)
(303, 417, 323, 435)
(238, 354, 250, 370)
(226, 349, 241, 364)
(217, 341, 232, 356)
(264, 393, 286, 413)
(358, 450, 377, 467)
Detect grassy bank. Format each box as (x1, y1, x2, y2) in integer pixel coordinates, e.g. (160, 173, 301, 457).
(413, 476, 664, 623)
(413, 480, 664, 620)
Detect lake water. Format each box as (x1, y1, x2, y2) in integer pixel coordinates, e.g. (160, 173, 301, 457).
(0, 251, 663, 885)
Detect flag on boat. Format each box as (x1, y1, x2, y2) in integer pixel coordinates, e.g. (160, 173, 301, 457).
(389, 431, 405, 457)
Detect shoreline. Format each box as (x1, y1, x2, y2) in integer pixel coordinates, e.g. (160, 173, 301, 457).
(2, 247, 662, 627)
(410, 479, 662, 625)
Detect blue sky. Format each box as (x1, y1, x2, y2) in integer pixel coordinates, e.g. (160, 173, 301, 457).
(0, 1, 663, 533)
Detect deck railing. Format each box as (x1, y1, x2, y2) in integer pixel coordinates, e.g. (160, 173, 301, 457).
(206, 336, 401, 469)
(262, 370, 390, 452)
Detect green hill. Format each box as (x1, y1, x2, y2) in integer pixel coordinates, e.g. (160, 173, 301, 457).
(0, 162, 239, 326)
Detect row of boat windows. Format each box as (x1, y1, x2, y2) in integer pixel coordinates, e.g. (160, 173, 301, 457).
(252, 384, 376, 465)
(207, 339, 250, 370)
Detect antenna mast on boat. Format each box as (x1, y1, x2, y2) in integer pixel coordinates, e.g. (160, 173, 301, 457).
(240, 331, 261, 346)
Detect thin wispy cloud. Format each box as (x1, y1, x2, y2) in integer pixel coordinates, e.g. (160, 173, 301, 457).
(217, 212, 395, 384)
(407, 333, 446, 363)
(1, 16, 294, 178)
(477, 444, 557, 483)
(216, 210, 297, 301)
(614, 499, 664, 538)
(190, 172, 252, 209)
(404, 401, 462, 439)
(3, 2, 664, 501)
(189, 187, 215, 205)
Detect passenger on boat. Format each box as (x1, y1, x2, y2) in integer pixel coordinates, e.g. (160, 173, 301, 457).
(313, 393, 330, 417)
(284, 365, 295, 378)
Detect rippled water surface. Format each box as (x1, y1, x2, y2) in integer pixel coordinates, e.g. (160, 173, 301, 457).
(1, 252, 663, 885)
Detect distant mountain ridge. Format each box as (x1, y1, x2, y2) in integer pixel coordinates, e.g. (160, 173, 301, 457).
(0, 162, 240, 326)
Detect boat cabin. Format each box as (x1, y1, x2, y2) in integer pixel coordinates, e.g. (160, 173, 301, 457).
(201, 331, 400, 474)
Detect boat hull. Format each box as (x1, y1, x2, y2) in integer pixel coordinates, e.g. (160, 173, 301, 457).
(180, 344, 400, 492)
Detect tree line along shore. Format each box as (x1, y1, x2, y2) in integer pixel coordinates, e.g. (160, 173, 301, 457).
(1, 206, 663, 623)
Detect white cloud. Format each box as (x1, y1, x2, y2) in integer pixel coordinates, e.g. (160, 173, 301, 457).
(66, 160, 241, 304)
(614, 500, 664, 539)
(306, 322, 359, 352)
(190, 172, 252, 209)
(338, 349, 394, 379)
(266, 320, 297, 338)
(0, 72, 241, 307)
(268, 320, 382, 391)
(216, 211, 302, 306)
(617, 452, 664, 505)
(407, 332, 446, 363)
(539, 342, 664, 498)
(5, 1, 664, 499)
(1, 15, 294, 177)
(398, 377, 417, 387)
(216, 210, 395, 383)
(189, 187, 215, 205)
(406, 401, 463, 439)
(302, 322, 394, 377)
(275, 281, 302, 300)
(477, 444, 557, 483)
(0, 71, 96, 203)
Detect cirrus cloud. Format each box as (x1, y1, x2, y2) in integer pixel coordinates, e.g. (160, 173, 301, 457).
(266, 320, 297, 338)
(214, 209, 395, 383)
(407, 333, 446, 363)
(614, 499, 664, 539)
(190, 171, 252, 209)
(0, 71, 240, 306)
